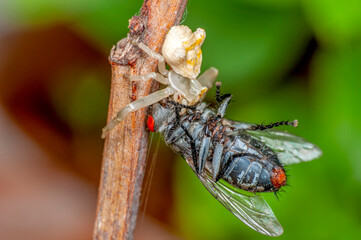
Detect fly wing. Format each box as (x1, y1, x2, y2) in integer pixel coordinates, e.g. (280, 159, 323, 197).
(197, 172, 283, 237)
(246, 129, 322, 165)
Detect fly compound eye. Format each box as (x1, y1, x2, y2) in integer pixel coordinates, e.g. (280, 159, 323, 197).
(270, 167, 287, 189)
(147, 115, 155, 132)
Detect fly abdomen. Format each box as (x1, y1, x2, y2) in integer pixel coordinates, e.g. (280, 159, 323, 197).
(222, 155, 284, 192)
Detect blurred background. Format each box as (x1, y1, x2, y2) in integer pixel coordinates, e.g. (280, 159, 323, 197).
(0, 0, 360, 239)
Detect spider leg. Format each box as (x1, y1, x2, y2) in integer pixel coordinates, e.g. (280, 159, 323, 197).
(197, 67, 218, 89)
(132, 41, 168, 76)
(124, 72, 169, 85)
(102, 87, 175, 138)
(197, 67, 219, 101)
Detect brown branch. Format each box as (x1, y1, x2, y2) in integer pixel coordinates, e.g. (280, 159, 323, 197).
(93, 0, 188, 239)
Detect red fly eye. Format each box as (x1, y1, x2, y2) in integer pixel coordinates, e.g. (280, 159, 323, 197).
(271, 167, 287, 189)
(147, 115, 155, 132)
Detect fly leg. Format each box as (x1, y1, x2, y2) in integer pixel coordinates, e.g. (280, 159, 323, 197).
(215, 81, 231, 104)
(181, 125, 199, 173)
(215, 82, 232, 118)
(168, 100, 199, 173)
(198, 126, 211, 174)
(163, 99, 197, 142)
(165, 99, 197, 111)
(215, 82, 298, 131)
(231, 120, 298, 132)
(246, 120, 299, 131)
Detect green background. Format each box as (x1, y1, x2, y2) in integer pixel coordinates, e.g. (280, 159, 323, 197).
(1, 0, 361, 239)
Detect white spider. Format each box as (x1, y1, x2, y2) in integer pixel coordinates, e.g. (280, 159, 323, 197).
(102, 25, 219, 138)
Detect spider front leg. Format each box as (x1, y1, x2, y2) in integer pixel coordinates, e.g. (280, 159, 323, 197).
(124, 72, 169, 85)
(196, 67, 219, 101)
(101, 87, 175, 138)
(132, 41, 168, 76)
(197, 67, 219, 89)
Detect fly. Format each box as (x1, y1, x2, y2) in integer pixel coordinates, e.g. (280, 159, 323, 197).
(147, 82, 322, 236)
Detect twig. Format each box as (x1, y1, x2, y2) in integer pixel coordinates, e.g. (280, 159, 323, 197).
(93, 0, 188, 239)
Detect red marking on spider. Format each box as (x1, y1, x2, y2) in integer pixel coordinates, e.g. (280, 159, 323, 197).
(271, 167, 286, 189)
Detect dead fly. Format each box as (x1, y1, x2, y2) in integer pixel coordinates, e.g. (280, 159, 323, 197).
(102, 25, 322, 236)
(147, 84, 322, 236)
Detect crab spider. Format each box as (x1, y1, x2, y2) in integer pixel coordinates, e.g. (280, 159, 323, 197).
(102, 25, 219, 138)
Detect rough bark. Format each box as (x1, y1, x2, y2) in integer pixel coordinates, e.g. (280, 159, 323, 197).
(93, 0, 188, 239)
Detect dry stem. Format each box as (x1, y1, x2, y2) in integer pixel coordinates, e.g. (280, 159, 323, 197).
(93, 0, 188, 239)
